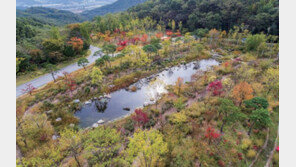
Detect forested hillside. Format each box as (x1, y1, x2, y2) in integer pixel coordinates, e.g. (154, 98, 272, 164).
(81, 0, 147, 19)
(17, 7, 87, 26)
(128, 0, 279, 35)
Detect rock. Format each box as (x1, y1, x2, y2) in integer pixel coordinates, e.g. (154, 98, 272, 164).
(69, 123, 75, 127)
(85, 100, 92, 105)
(52, 135, 58, 140)
(104, 94, 111, 99)
(73, 99, 80, 103)
(123, 107, 130, 111)
(92, 123, 99, 128)
(97, 119, 104, 124)
(46, 110, 53, 114)
(55, 117, 62, 122)
(143, 102, 149, 107)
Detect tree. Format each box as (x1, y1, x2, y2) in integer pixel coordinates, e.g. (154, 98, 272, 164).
(248, 109, 272, 136)
(22, 84, 36, 96)
(232, 82, 253, 105)
(218, 98, 246, 133)
(77, 58, 89, 70)
(174, 77, 184, 96)
(245, 34, 267, 51)
(67, 37, 84, 54)
(45, 64, 58, 82)
(126, 129, 168, 167)
(83, 127, 122, 166)
(59, 128, 82, 167)
(16, 114, 54, 153)
(243, 97, 269, 111)
(131, 109, 149, 128)
(207, 80, 223, 96)
(102, 44, 117, 57)
(90, 67, 103, 86)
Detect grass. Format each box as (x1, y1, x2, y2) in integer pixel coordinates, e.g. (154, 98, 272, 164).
(16, 50, 91, 86)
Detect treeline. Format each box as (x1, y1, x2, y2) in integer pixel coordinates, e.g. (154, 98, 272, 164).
(16, 24, 90, 74)
(81, 0, 147, 19)
(128, 0, 279, 35)
(17, 7, 87, 26)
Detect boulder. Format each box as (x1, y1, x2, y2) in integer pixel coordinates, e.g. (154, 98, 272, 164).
(46, 110, 53, 114)
(97, 119, 104, 124)
(92, 123, 99, 128)
(123, 107, 130, 111)
(55, 117, 62, 122)
(73, 99, 80, 103)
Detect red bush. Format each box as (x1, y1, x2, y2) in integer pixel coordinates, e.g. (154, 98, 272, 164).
(132, 109, 149, 127)
(207, 80, 223, 96)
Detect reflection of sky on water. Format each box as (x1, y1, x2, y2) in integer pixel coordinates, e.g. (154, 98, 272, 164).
(75, 59, 219, 128)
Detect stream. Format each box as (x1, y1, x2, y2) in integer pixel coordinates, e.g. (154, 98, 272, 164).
(75, 59, 219, 128)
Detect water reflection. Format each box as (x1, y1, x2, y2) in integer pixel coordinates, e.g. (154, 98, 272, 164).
(75, 59, 219, 128)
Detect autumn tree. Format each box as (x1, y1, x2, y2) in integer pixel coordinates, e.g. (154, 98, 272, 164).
(67, 37, 84, 54)
(21, 83, 36, 96)
(83, 127, 122, 166)
(248, 109, 272, 136)
(77, 57, 89, 70)
(232, 82, 254, 105)
(131, 109, 149, 128)
(16, 114, 54, 153)
(45, 64, 58, 82)
(174, 77, 184, 96)
(126, 129, 168, 167)
(59, 128, 83, 167)
(90, 67, 103, 86)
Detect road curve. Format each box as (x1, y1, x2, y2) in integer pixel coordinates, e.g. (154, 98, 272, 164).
(16, 45, 101, 98)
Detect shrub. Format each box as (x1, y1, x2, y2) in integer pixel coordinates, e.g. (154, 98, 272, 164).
(246, 149, 257, 158)
(241, 138, 252, 150)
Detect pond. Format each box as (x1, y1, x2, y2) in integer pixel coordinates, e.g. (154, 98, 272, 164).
(75, 59, 219, 128)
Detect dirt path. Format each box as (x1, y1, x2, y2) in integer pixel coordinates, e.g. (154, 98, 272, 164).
(264, 127, 279, 167)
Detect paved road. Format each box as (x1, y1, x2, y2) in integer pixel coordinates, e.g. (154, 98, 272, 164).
(16, 45, 101, 97)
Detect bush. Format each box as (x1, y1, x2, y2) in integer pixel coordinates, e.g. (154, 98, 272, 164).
(241, 138, 252, 150)
(123, 119, 134, 133)
(246, 149, 257, 158)
(84, 87, 90, 94)
(245, 34, 267, 51)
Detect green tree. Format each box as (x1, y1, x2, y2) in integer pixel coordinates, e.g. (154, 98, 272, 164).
(77, 58, 89, 70)
(45, 64, 58, 82)
(248, 108, 272, 136)
(102, 44, 117, 57)
(243, 97, 269, 111)
(218, 98, 246, 133)
(126, 129, 168, 167)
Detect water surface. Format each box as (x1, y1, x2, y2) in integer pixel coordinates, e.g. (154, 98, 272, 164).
(75, 59, 219, 128)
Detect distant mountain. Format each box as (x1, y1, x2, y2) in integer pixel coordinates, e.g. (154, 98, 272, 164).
(17, 7, 87, 26)
(16, 0, 116, 13)
(81, 0, 147, 19)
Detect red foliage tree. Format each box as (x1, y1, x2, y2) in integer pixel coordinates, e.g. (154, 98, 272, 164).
(155, 32, 163, 39)
(140, 34, 148, 44)
(207, 80, 223, 96)
(166, 30, 173, 36)
(22, 83, 36, 95)
(64, 73, 76, 92)
(131, 108, 149, 128)
(67, 37, 84, 53)
(204, 127, 221, 144)
(130, 37, 140, 44)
